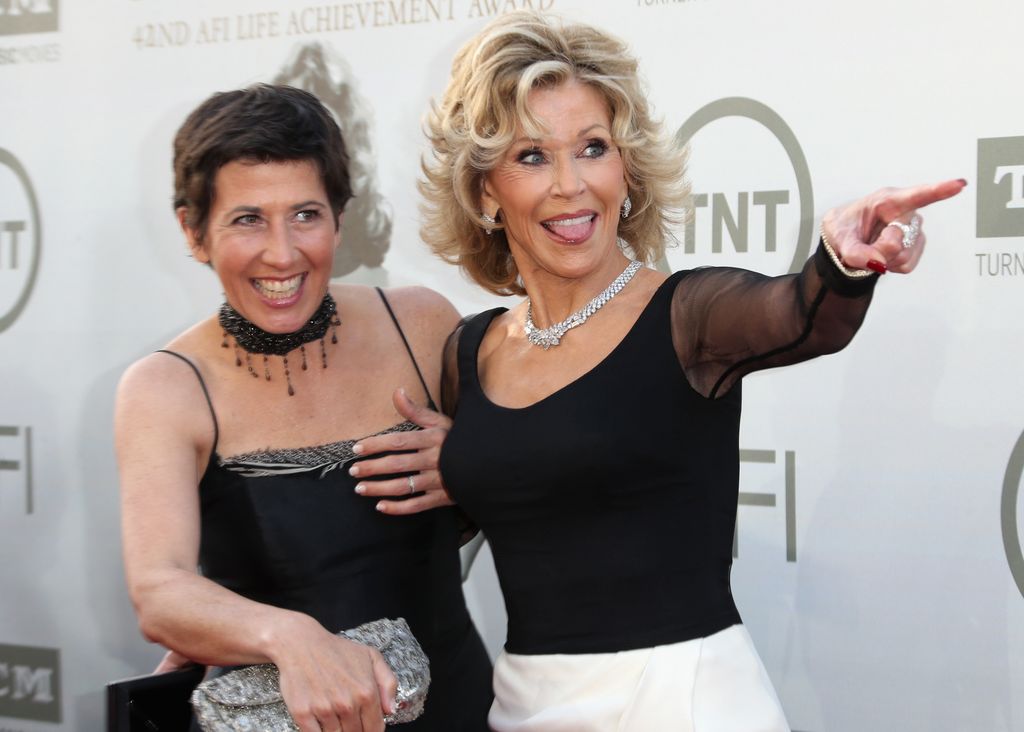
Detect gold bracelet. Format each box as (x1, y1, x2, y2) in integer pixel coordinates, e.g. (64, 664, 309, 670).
(820, 226, 873, 279)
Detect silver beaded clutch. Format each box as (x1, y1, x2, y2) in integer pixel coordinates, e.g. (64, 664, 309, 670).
(190, 617, 430, 730)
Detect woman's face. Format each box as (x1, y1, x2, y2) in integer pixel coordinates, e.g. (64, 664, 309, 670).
(182, 159, 340, 334)
(481, 79, 628, 283)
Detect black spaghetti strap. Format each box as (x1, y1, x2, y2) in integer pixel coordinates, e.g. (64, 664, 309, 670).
(375, 288, 438, 410)
(155, 349, 220, 453)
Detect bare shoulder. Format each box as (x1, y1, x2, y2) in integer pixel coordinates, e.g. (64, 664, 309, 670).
(114, 347, 217, 455)
(374, 285, 461, 340)
(385, 286, 460, 323)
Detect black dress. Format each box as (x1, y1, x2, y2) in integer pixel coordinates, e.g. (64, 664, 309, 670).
(439, 243, 878, 656)
(164, 290, 492, 731)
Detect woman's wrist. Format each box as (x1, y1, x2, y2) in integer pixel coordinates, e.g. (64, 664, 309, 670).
(820, 227, 874, 279)
(260, 609, 321, 664)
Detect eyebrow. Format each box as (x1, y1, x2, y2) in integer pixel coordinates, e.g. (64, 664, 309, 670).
(511, 124, 611, 146)
(223, 200, 326, 217)
(290, 200, 326, 210)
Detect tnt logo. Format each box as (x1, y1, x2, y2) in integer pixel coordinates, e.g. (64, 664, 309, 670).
(661, 98, 814, 276)
(0, 149, 41, 334)
(1003, 428, 1024, 600)
(977, 136, 1024, 238)
(0, 644, 61, 723)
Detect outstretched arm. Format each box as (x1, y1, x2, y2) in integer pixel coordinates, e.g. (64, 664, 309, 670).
(675, 179, 966, 398)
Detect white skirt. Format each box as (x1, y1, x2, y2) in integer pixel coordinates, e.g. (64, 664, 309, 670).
(489, 624, 790, 732)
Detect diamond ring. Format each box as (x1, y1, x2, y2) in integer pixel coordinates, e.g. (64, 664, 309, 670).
(407, 475, 416, 495)
(886, 215, 922, 249)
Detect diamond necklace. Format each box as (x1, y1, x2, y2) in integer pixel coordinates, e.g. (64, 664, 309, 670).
(524, 259, 643, 350)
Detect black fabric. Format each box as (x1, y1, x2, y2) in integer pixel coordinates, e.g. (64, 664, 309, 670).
(163, 354, 492, 730)
(439, 246, 875, 655)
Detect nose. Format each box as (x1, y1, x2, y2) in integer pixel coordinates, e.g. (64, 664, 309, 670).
(261, 220, 299, 268)
(551, 155, 585, 199)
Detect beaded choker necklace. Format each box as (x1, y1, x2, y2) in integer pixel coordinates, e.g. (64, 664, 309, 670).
(218, 293, 341, 396)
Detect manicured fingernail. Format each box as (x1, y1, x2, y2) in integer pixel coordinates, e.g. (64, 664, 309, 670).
(352, 443, 363, 455)
(376, 502, 386, 512)
(866, 260, 887, 274)
(958, 178, 968, 186)
(354, 484, 365, 495)
(348, 465, 360, 477)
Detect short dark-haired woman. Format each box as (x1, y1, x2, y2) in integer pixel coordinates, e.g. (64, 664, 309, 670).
(115, 84, 492, 732)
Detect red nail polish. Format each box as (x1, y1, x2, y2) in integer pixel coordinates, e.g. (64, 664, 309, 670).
(866, 260, 887, 274)
(958, 178, 968, 186)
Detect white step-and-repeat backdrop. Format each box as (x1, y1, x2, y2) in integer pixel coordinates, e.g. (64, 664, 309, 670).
(2, 1, 1022, 729)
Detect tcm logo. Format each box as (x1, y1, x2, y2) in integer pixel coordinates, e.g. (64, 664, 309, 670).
(0, 643, 61, 723)
(0, 0, 58, 35)
(660, 98, 814, 276)
(0, 149, 42, 334)
(977, 136, 1024, 238)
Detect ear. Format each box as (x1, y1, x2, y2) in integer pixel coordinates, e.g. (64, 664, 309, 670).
(176, 207, 209, 264)
(480, 177, 500, 219)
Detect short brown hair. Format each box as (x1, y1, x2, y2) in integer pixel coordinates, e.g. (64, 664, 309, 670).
(420, 11, 689, 296)
(173, 84, 352, 241)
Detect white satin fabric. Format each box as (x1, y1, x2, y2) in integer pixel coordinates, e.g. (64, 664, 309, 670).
(489, 624, 790, 732)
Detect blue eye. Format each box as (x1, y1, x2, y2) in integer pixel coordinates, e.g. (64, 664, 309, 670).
(517, 148, 545, 165)
(582, 139, 608, 158)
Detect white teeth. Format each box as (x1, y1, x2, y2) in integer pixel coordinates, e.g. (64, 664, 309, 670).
(253, 274, 303, 299)
(545, 214, 594, 228)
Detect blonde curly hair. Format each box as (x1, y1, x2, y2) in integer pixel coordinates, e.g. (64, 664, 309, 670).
(420, 11, 689, 296)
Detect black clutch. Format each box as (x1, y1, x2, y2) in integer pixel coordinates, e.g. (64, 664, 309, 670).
(107, 664, 206, 731)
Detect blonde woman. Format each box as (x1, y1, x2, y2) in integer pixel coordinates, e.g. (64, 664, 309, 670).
(352, 11, 964, 730)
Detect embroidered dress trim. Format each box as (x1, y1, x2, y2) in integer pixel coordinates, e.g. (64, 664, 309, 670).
(218, 421, 419, 478)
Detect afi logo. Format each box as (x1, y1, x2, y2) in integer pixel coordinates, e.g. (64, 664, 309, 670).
(0, 0, 58, 35)
(977, 137, 1024, 238)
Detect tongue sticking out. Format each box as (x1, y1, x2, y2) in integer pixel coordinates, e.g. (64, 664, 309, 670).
(546, 218, 593, 242)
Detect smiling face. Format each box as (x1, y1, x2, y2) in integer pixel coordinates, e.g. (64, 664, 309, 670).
(181, 158, 340, 334)
(481, 79, 628, 286)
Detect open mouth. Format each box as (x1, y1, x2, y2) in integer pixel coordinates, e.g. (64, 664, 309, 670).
(542, 213, 596, 243)
(251, 273, 305, 300)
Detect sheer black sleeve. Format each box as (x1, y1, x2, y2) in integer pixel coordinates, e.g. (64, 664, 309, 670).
(671, 239, 879, 399)
(439, 318, 479, 547)
(440, 318, 470, 419)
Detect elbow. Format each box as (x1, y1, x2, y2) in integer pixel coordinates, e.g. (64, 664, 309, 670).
(127, 577, 173, 645)
(131, 593, 164, 644)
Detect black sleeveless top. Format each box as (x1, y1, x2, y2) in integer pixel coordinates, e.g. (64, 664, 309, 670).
(164, 289, 492, 731)
(440, 244, 877, 655)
